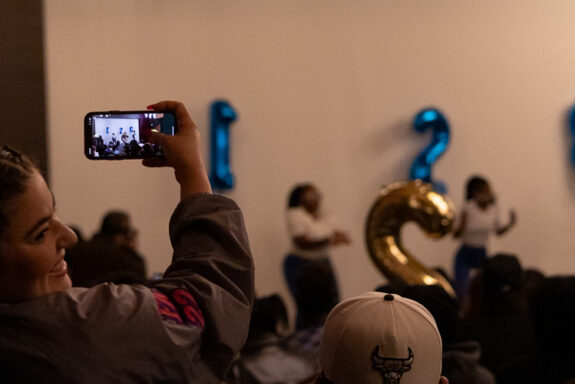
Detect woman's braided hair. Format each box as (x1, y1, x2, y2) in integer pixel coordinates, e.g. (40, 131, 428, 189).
(0, 146, 37, 235)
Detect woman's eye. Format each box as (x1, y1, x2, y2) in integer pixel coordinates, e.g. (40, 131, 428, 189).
(35, 229, 48, 242)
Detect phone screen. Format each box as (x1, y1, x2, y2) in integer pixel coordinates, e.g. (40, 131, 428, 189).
(84, 111, 176, 160)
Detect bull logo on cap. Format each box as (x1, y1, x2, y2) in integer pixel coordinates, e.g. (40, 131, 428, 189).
(371, 346, 414, 384)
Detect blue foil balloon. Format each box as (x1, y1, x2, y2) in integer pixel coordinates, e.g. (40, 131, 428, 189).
(409, 108, 450, 193)
(209, 100, 237, 190)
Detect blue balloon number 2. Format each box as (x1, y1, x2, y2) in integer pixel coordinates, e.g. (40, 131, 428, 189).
(210, 100, 237, 190)
(408, 108, 450, 193)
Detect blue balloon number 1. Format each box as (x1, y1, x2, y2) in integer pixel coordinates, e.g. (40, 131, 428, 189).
(569, 105, 575, 166)
(210, 100, 237, 190)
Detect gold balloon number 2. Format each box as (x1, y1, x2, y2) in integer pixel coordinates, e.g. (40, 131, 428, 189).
(365, 180, 456, 296)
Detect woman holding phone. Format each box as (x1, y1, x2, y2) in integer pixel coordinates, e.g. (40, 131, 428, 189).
(0, 101, 254, 383)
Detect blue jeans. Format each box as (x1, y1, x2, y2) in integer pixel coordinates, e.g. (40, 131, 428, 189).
(454, 245, 487, 298)
(283, 254, 339, 330)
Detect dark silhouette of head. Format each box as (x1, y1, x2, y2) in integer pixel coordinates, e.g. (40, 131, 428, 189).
(248, 294, 289, 339)
(100, 211, 132, 236)
(465, 176, 489, 200)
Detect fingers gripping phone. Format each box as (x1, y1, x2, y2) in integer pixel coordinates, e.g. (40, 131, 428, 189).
(84, 110, 177, 160)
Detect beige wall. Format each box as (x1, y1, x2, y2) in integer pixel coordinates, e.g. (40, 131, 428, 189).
(45, 1, 575, 311)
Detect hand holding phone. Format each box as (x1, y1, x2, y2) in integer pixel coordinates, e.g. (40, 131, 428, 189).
(84, 110, 177, 160)
(143, 100, 213, 198)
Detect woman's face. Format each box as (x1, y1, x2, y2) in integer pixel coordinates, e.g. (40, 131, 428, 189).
(474, 184, 493, 208)
(0, 171, 77, 302)
(301, 186, 321, 214)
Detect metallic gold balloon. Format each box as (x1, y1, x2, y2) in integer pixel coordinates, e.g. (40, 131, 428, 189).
(365, 179, 456, 296)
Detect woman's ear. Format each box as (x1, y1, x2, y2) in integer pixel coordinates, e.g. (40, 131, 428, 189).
(439, 376, 449, 384)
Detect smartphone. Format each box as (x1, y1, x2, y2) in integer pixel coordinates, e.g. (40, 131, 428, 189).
(84, 110, 177, 160)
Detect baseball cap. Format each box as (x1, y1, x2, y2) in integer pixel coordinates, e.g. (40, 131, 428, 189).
(319, 291, 442, 384)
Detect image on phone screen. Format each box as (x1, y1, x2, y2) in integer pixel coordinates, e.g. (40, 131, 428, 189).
(84, 111, 176, 160)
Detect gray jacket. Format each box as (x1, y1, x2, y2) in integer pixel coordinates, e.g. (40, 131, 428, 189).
(0, 194, 254, 383)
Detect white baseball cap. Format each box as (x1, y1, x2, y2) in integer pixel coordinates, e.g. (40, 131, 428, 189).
(319, 291, 442, 384)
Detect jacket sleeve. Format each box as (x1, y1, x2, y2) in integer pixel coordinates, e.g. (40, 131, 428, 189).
(149, 193, 254, 378)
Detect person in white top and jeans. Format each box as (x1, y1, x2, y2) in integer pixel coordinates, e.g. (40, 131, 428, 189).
(452, 175, 516, 298)
(283, 183, 350, 330)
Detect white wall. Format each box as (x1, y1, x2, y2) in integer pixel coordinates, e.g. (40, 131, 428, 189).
(45, 1, 575, 312)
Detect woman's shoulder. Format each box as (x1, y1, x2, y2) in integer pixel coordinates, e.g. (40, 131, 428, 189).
(463, 200, 476, 210)
(287, 206, 312, 220)
(464, 200, 496, 215)
(287, 206, 306, 214)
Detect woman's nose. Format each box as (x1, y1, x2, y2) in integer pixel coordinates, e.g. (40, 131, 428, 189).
(56, 219, 78, 249)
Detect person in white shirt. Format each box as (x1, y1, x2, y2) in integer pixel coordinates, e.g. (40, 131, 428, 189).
(452, 176, 516, 298)
(284, 183, 350, 330)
